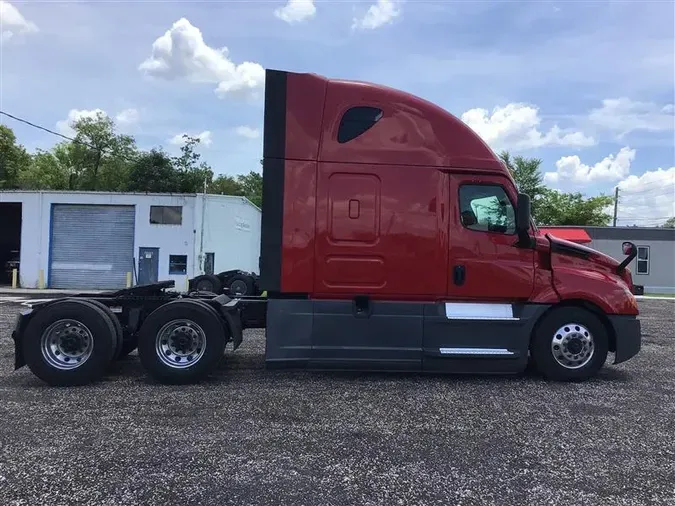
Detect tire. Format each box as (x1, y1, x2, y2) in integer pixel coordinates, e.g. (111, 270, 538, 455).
(23, 299, 118, 386)
(190, 275, 222, 294)
(81, 299, 123, 360)
(137, 299, 229, 385)
(226, 274, 255, 296)
(530, 306, 609, 381)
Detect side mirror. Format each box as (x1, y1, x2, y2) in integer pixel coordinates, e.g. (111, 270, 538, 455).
(516, 193, 531, 235)
(617, 241, 638, 274)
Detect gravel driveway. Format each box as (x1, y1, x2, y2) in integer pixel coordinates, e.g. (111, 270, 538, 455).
(0, 298, 673, 506)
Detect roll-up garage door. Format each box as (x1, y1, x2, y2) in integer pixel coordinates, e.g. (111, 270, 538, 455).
(49, 204, 135, 289)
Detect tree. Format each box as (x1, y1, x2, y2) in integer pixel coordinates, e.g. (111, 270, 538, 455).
(499, 151, 546, 217)
(19, 146, 71, 190)
(68, 112, 137, 190)
(127, 149, 180, 193)
(0, 125, 31, 189)
(171, 135, 214, 193)
(209, 174, 244, 196)
(236, 171, 263, 207)
(661, 216, 675, 228)
(536, 189, 614, 226)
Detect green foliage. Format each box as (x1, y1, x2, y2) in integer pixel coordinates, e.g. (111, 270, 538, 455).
(0, 125, 31, 189)
(536, 189, 614, 226)
(235, 171, 263, 208)
(662, 216, 675, 228)
(499, 151, 546, 217)
(499, 150, 614, 226)
(171, 135, 214, 193)
(127, 149, 179, 193)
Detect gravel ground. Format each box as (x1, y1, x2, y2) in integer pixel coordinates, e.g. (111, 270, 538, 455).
(0, 299, 674, 506)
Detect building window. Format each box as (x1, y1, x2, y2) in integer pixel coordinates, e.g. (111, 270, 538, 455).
(169, 255, 188, 275)
(458, 184, 516, 235)
(636, 246, 650, 275)
(337, 106, 383, 143)
(150, 206, 182, 225)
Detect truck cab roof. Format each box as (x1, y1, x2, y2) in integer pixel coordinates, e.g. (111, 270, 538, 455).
(263, 69, 507, 174)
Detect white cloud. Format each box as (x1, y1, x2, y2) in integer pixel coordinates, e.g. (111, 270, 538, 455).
(615, 167, 675, 226)
(139, 18, 265, 100)
(461, 103, 596, 151)
(352, 0, 401, 31)
(544, 147, 636, 185)
(169, 131, 213, 147)
(274, 0, 316, 24)
(0, 1, 38, 43)
(234, 126, 260, 139)
(56, 108, 107, 137)
(115, 108, 139, 125)
(589, 98, 675, 137)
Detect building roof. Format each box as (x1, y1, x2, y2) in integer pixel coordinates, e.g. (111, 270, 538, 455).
(542, 225, 675, 242)
(0, 190, 261, 212)
(539, 228, 592, 244)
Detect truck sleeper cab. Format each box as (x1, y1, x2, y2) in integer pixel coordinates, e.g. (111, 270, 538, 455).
(10, 68, 641, 387)
(260, 69, 641, 381)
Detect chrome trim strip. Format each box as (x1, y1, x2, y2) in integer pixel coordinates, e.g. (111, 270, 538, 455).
(439, 347, 514, 356)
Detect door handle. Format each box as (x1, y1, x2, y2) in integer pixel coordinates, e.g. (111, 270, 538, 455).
(453, 265, 466, 286)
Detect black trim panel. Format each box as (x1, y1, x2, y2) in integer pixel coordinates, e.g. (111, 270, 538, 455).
(259, 69, 287, 292)
(263, 69, 287, 160)
(548, 235, 591, 259)
(265, 298, 553, 375)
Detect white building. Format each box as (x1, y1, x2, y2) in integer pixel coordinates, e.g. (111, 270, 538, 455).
(0, 191, 261, 290)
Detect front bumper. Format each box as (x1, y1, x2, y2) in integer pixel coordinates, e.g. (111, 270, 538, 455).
(608, 314, 642, 364)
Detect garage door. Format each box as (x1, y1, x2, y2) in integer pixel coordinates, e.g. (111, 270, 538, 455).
(49, 204, 135, 289)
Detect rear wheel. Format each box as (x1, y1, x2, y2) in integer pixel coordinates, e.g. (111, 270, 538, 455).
(530, 306, 609, 381)
(137, 300, 228, 384)
(190, 275, 222, 294)
(226, 274, 255, 296)
(23, 299, 118, 386)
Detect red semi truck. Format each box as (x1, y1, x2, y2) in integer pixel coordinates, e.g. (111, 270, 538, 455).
(10, 69, 641, 386)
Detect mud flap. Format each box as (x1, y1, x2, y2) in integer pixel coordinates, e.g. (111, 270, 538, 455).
(214, 295, 244, 350)
(12, 309, 34, 370)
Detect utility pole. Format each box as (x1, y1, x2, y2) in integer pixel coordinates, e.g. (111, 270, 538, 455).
(612, 186, 619, 227)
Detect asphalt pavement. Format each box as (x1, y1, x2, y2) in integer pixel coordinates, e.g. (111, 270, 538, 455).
(0, 299, 674, 506)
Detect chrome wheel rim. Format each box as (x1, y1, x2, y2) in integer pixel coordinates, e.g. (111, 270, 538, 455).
(551, 323, 594, 369)
(155, 319, 206, 369)
(41, 319, 94, 370)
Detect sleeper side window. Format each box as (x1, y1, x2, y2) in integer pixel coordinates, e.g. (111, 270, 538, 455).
(459, 184, 516, 235)
(337, 106, 383, 143)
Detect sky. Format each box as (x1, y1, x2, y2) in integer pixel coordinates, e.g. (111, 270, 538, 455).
(1, 0, 674, 226)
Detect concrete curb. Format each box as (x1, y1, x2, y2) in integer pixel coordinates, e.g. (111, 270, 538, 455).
(635, 295, 675, 301)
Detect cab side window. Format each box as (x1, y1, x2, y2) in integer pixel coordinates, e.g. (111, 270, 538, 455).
(459, 184, 516, 235)
(337, 106, 383, 143)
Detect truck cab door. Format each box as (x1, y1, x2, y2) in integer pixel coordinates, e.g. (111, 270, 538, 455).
(421, 174, 538, 374)
(447, 174, 535, 301)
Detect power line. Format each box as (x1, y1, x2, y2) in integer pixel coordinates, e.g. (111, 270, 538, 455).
(0, 110, 99, 151)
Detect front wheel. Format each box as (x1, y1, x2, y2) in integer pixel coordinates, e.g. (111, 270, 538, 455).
(530, 306, 609, 381)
